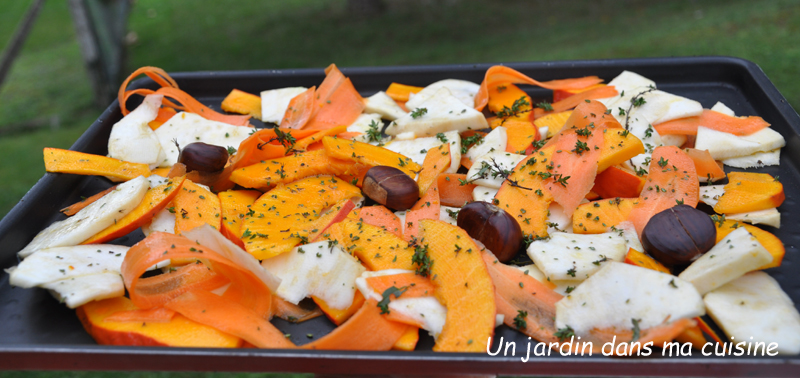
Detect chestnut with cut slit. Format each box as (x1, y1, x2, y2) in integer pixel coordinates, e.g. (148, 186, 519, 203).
(642, 204, 716, 266)
(178, 142, 229, 172)
(456, 201, 522, 262)
(362, 166, 419, 211)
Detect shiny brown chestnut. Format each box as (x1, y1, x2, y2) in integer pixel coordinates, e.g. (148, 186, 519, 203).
(178, 142, 229, 172)
(457, 201, 522, 262)
(641, 204, 716, 266)
(362, 166, 419, 211)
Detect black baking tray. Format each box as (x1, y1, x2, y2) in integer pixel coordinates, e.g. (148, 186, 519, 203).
(1, 57, 799, 376)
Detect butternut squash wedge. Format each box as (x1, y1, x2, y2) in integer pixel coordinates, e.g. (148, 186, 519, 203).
(419, 219, 495, 352)
(83, 176, 186, 244)
(218, 190, 261, 249)
(172, 180, 222, 234)
(241, 175, 361, 260)
(322, 136, 421, 178)
(714, 172, 784, 214)
(44, 148, 150, 182)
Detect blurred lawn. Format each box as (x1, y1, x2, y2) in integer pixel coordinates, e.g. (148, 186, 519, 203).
(0, 0, 798, 376)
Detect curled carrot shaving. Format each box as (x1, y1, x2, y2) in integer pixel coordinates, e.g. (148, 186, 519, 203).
(531, 85, 619, 119)
(121, 227, 287, 348)
(280, 86, 316, 129)
(475, 66, 604, 111)
(654, 109, 770, 136)
(118, 66, 251, 126)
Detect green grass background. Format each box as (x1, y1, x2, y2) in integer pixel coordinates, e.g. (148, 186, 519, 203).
(0, 0, 798, 376)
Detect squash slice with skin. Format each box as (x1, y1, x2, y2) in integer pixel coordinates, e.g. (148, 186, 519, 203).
(241, 175, 361, 260)
(77, 296, 242, 348)
(714, 219, 785, 270)
(218, 190, 261, 249)
(714, 172, 784, 214)
(419, 219, 495, 352)
(83, 176, 186, 244)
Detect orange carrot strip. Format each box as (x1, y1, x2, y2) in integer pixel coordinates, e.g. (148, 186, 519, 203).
(231, 128, 318, 169)
(155, 87, 251, 126)
(417, 144, 451, 197)
(302, 299, 408, 350)
(482, 250, 562, 343)
(83, 176, 186, 244)
(295, 125, 349, 151)
(304, 78, 364, 130)
(118, 66, 250, 126)
(552, 84, 607, 102)
(405, 182, 440, 240)
(118, 66, 178, 115)
(684, 148, 725, 182)
(696, 316, 724, 345)
(165, 290, 294, 349)
(123, 231, 274, 319)
(279, 86, 316, 129)
(532, 85, 619, 119)
(544, 129, 603, 218)
(437, 174, 475, 207)
(628, 146, 699, 236)
(61, 185, 118, 216)
(475, 66, 604, 111)
(654, 109, 770, 136)
(130, 262, 229, 309)
(271, 296, 323, 323)
(386, 83, 424, 102)
(104, 307, 176, 324)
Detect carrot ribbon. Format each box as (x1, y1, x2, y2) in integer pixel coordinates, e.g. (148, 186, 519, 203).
(118, 66, 251, 126)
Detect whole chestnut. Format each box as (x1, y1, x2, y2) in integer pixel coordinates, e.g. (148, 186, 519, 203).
(362, 166, 419, 211)
(641, 204, 716, 266)
(178, 142, 229, 172)
(456, 201, 522, 262)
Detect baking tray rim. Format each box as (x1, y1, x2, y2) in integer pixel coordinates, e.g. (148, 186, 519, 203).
(1, 56, 799, 376)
